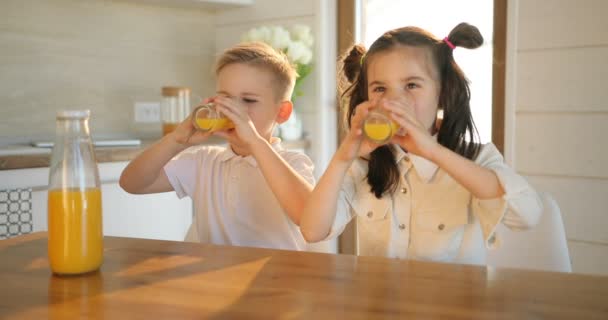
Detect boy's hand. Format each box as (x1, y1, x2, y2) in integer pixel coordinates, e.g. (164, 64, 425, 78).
(335, 99, 383, 163)
(170, 98, 214, 147)
(212, 96, 262, 149)
(382, 99, 440, 160)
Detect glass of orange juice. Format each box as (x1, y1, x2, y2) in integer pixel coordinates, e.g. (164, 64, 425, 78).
(48, 110, 103, 275)
(192, 103, 235, 132)
(363, 109, 400, 144)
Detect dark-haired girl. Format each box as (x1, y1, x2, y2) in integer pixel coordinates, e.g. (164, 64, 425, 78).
(300, 23, 542, 264)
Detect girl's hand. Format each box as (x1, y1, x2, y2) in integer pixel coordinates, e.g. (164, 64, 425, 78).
(212, 95, 262, 149)
(335, 99, 384, 163)
(382, 99, 440, 160)
(170, 97, 214, 147)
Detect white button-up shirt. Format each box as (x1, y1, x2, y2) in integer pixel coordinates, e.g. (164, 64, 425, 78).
(326, 143, 543, 265)
(165, 140, 315, 251)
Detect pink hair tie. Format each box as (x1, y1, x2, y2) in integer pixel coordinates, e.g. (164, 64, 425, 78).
(443, 37, 455, 50)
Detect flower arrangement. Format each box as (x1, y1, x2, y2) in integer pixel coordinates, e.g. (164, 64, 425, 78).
(241, 25, 314, 101)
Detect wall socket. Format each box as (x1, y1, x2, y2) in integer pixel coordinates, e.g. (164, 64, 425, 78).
(134, 102, 160, 123)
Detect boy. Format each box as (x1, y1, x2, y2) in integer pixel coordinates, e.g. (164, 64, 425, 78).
(120, 42, 314, 250)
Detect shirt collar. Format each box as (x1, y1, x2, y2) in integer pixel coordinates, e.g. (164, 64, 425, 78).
(394, 134, 439, 183)
(219, 137, 283, 167)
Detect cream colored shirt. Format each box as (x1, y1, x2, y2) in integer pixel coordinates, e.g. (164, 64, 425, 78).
(164, 140, 315, 251)
(326, 143, 543, 265)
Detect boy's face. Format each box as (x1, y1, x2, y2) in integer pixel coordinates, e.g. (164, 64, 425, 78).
(216, 63, 284, 139)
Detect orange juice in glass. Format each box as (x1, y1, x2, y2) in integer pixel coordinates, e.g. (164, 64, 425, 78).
(363, 109, 400, 144)
(48, 110, 103, 275)
(192, 103, 235, 132)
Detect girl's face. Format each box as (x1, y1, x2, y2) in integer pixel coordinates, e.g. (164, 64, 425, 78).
(366, 45, 441, 134)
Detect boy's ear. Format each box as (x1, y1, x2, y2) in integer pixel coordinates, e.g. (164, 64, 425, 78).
(275, 100, 293, 124)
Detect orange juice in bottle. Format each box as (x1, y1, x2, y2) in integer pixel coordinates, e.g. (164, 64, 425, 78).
(192, 103, 235, 132)
(48, 110, 103, 275)
(47, 188, 103, 274)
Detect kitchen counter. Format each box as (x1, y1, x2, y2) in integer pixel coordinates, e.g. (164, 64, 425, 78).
(0, 138, 311, 170)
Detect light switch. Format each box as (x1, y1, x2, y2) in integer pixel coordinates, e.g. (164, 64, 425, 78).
(134, 102, 160, 123)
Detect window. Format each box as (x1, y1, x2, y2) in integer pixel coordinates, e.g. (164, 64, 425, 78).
(363, 0, 495, 143)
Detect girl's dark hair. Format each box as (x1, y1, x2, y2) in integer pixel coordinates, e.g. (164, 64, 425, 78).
(339, 22, 483, 198)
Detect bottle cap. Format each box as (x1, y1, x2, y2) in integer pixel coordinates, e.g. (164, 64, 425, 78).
(56, 110, 91, 120)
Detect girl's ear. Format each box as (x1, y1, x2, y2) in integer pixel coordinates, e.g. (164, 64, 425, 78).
(275, 100, 293, 124)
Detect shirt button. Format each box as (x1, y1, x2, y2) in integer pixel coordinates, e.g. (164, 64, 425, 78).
(489, 235, 496, 244)
(438, 223, 445, 231)
(367, 211, 373, 218)
(399, 224, 406, 230)
(400, 187, 407, 194)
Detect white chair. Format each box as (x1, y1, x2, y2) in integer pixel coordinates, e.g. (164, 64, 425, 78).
(184, 222, 199, 243)
(486, 192, 572, 272)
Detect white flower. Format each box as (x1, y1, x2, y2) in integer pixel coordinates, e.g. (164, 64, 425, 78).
(299, 46, 313, 65)
(242, 26, 273, 43)
(241, 25, 314, 101)
(268, 26, 291, 50)
(287, 41, 313, 65)
(290, 24, 314, 48)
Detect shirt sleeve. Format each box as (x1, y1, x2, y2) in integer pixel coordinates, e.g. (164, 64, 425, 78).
(472, 143, 543, 248)
(282, 152, 316, 185)
(323, 162, 359, 241)
(163, 147, 204, 199)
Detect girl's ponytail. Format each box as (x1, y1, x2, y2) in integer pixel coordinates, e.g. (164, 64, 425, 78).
(445, 22, 483, 50)
(339, 44, 367, 131)
(341, 44, 366, 84)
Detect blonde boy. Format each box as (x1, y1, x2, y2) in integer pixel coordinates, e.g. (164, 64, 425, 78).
(120, 42, 314, 250)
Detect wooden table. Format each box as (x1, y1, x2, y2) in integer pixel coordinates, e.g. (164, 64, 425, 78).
(1, 232, 607, 319)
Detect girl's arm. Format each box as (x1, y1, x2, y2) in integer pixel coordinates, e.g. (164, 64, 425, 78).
(385, 99, 503, 199)
(300, 100, 379, 242)
(300, 154, 353, 242)
(249, 138, 314, 226)
(428, 144, 504, 199)
(384, 100, 541, 233)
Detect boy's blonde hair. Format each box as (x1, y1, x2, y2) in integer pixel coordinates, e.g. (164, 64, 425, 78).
(215, 42, 297, 101)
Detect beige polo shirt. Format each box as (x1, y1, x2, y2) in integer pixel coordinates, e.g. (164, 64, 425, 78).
(164, 140, 315, 251)
(326, 143, 543, 265)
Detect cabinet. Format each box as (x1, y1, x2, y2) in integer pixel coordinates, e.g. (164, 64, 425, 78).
(0, 162, 192, 241)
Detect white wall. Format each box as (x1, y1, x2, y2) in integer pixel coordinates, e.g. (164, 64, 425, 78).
(506, 0, 608, 275)
(214, 0, 338, 253)
(0, 0, 217, 143)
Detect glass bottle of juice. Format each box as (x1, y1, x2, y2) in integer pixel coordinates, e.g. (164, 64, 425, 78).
(47, 110, 103, 275)
(192, 103, 235, 132)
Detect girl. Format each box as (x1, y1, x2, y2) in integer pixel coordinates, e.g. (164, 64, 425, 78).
(300, 23, 543, 264)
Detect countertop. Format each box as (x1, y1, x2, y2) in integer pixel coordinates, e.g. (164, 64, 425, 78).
(0, 137, 311, 170)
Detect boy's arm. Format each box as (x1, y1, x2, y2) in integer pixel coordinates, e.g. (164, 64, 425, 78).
(250, 138, 313, 225)
(119, 134, 188, 194)
(120, 106, 213, 194)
